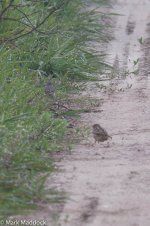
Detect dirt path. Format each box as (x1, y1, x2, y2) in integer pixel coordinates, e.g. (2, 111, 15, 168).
(50, 1, 150, 226)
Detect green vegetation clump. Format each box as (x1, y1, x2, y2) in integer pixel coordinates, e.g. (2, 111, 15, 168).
(0, 0, 109, 218)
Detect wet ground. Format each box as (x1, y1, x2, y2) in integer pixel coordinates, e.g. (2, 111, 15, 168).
(49, 1, 150, 226)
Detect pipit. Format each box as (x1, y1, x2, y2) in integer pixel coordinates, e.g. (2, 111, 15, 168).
(45, 81, 55, 97)
(92, 124, 111, 143)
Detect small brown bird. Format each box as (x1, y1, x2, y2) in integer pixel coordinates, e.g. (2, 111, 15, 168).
(45, 81, 55, 97)
(92, 124, 111, 143)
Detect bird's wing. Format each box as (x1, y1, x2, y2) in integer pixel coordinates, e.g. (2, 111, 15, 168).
(98, 126, 109, 136)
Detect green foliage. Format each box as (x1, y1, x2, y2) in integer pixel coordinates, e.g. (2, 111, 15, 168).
(0, 59, 68, 216)
(0, 0, 110, 218)
(0, 0, 109, 78)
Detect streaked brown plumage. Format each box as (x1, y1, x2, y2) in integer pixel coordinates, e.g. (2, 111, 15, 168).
(45, 81, 55, 97)
(92, 124, 111, 143)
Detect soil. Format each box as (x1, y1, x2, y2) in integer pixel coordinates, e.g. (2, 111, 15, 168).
(14, 1, 150, 225)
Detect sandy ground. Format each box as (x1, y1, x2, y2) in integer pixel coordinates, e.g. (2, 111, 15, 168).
(49, 1, 150, 226)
